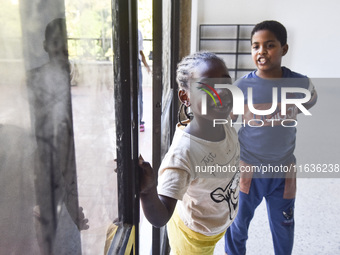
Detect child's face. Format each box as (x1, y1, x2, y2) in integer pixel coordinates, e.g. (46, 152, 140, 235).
(187, 59, 233, 120)
(44, 26, 68, 63)
(251, 29, 288, 78)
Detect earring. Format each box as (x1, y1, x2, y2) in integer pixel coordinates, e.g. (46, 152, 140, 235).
(184, 105, 193, 120)
(178, 103, 193, 126)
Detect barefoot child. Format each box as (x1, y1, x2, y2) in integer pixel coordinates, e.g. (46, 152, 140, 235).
(139, 52, 240, 254)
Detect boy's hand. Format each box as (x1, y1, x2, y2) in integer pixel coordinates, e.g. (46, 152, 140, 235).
(138, 155, 157, 194)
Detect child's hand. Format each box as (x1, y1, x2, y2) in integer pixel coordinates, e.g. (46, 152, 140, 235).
(77, 206, 89, 231)
(138, 155, 157, 194)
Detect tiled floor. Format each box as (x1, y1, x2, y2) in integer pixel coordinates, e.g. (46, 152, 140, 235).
(71, 84, 118, 255)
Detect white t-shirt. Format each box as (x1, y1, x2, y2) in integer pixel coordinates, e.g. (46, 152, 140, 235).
(157, 122, 240, 236)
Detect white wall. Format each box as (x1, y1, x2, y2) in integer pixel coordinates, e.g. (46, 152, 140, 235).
(191, 0, 340, 78)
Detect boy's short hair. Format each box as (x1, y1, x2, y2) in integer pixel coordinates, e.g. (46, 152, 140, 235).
(45, 18, 67, 41)
(251, 20, 287, 46)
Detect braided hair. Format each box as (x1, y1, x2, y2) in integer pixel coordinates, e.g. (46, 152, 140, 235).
(176, 52, 226, 125)
(176, 51, 226, 89)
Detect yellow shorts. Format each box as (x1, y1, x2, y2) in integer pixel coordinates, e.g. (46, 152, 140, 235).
(167, 209, 225, 255)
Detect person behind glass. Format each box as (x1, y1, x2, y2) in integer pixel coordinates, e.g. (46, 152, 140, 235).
(26, 19, 89, 254)
(139, 52, 240, 254)
(138, 29, 151, 132)
(224, 20, 318, 255)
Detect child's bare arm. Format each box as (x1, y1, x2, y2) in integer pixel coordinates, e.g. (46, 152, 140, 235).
(139, 158, 177, 228)
(298, 79, 317, 112)
(303, 87, 318, 110)
(140, 50, 151, 74)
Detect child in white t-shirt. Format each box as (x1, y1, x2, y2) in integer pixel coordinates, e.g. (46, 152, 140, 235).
(139, 52, 240, 254)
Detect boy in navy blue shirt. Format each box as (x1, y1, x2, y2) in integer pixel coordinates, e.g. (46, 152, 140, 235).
(224, 20, 317, 255)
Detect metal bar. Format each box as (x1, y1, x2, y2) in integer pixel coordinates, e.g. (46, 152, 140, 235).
(200, 38, 251, 41)
(199, 24, 202, 50)
(128, 0, 140, 253)
(170, 0, 180, 139)
(199, 24, 255, 27)
(235, 25, 240, 80)
(152, 0, 163, 253)
(112, 0, 133, 224)
(213, 52, 251, 55)
(112, 0, 140, 253)
(152, 0, 163, 171)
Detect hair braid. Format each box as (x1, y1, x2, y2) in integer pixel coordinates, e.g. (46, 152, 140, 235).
(176, 51, 225, 89)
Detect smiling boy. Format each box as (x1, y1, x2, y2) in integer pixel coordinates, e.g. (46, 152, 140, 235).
(224, 20, 317, 255)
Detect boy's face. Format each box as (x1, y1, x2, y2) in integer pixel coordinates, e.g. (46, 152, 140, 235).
(251, 29, 288, 78)
(44, 26, 68, 63)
